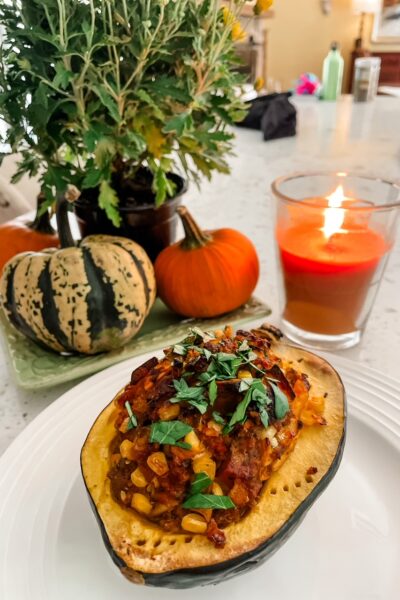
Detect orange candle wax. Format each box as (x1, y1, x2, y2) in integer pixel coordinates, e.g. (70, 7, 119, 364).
(277, 200, 388, 335)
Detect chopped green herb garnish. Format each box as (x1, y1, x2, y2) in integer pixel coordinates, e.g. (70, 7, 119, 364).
(203, 348, 212, 361)
(173, 343, 187, 356)
(125, 401, 137, 430)
(189, 472, 212, 495)
(271, 382, 290, 420)
(170, 378, 208, 414)
(238, 340, 250, 352)
(150, 420, 192, 449)
(227, 388, 253, 430)
(208, 379, 218, 405)
(198, 371, 215, 384)
(212, 411, 226, 425)
(182, 493, 235, 510)
(259, 406, 270, 428)
(238, 378, 253, 392)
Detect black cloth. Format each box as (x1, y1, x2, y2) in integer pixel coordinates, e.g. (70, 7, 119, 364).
(238, 93, 297, 141)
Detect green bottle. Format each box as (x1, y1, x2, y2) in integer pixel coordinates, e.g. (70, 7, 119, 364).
(321, 42, 344, 101)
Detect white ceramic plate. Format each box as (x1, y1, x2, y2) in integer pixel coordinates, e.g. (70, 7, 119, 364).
(0, 350, 399, 600)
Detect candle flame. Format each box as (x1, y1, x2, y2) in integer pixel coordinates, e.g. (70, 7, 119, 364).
(322, 185, 346, 239)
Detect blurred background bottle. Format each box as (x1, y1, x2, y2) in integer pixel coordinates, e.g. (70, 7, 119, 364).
(321, 42, 344, 101)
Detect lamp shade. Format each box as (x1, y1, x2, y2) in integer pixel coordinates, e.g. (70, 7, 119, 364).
(352, 0, 380, 14)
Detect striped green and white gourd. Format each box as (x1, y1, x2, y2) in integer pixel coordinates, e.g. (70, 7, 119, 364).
(0, 234, 156, 355)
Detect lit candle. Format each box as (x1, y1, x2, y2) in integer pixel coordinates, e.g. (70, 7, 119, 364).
(277, 185, 388, 335)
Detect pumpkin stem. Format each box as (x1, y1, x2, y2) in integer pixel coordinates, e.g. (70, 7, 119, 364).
(56, 195, 76, 248)
(27, 194, 56, 235)
(177, 206, 211, 249)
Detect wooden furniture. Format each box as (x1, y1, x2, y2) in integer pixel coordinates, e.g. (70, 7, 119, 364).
(347, 50, 400, 92)
(372, 52, 400, 85)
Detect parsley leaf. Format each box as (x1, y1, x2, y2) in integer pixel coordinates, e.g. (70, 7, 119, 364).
(125, 401, 137, 430)
(183, 493, 235, 510)
(189, 472, 212, 495)
(271, 382, 290, 420)
(208, 379, 218, 405)
(150, 420, 192, 448)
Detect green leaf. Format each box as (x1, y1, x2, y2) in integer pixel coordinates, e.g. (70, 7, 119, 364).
(238, 378, 253, 392)
(271, 383, 290, 420)
(259, 407, 269, 429)
(208, 379, 218, 406)
(216, 352, 237, 362)
(53, 62, 73, 90)
(153, 168, 167, 207)
(182, 494, 235, 510)
(203, 348, 212, 361)
(82, 168, 103, 189)
(228, 390, 252, 429)
(212, 411, 225, 425)
(150, 420, 193, 448)
(94, 138, 115, 169)
(173, 344, 187, 356)
(189, 472, 212, 495)
(98, 180, 121, 227)
(93, 85, 120, 123)
(163, 112, 192, 136)
(135, 89, 164, 120)
(83, 129, 99, 153)
(125, 401, 137, 430)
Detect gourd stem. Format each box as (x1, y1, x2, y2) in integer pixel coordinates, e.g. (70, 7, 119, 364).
(28, 194, 56, 235)
(177, 206, 211, 249)
(56, 195, 75, 249)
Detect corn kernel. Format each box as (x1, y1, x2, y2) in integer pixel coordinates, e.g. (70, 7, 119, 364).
(181, 513, 207, 534)
(238, 369, 252, 379)
(131, 493, 152, 515)
(131, 467, 147, 488)
(211, 482, 223, 496)
(152, 503, 169, 517)
(192, 508, 212, 522)
(184, 430, 202, 452)
(192, 453, 216, 480)
(147, 452, 169, 476)
(120, 439, 134, 460)
(158, 403, 180, 421)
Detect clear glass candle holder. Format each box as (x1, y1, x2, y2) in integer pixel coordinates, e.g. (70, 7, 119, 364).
(272, 172, 400, 350)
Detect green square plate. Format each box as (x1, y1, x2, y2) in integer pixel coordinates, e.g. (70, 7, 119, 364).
(0, 297, 270, 389)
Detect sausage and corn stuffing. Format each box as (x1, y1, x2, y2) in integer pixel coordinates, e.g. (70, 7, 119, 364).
(108, 326, 326, 547)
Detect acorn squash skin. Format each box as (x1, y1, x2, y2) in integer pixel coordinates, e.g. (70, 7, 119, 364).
(81, 336, 346, 588)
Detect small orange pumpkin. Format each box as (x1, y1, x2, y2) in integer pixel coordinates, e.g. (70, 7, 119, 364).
(0, 195, 59, 273)
(154, 206, 259, 317)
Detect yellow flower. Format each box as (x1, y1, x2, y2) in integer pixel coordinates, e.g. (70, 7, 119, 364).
(222, 6, 246, 41)
(222, 6, 234, 26)
(254, 76, 265, 91)
(254, 0, 274, 15)
(231, 20, 246, 41)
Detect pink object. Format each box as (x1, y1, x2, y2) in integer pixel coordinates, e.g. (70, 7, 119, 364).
(296, 73, 320, 95)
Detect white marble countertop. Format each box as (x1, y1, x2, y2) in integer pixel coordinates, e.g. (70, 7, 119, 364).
(1, 95, 399, 455)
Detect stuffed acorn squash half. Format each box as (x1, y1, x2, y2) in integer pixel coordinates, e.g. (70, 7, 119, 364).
(81, 324, 346, 588)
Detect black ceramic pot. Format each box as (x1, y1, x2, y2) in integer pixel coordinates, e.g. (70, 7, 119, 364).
(74, 171, 187, 262)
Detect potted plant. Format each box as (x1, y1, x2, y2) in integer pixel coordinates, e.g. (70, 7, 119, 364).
(0, 0, 271, 260)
